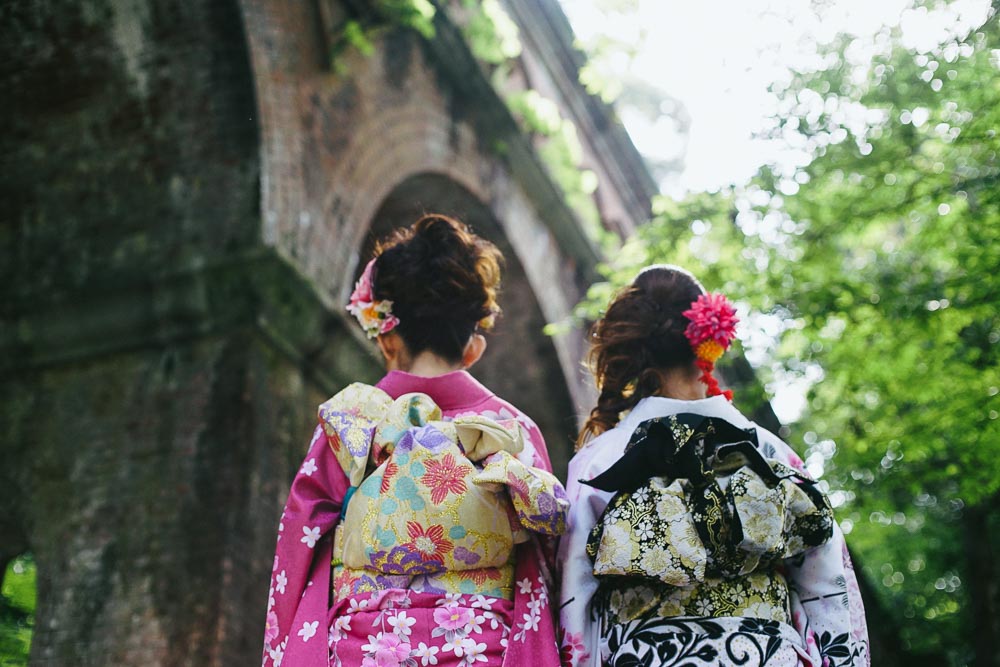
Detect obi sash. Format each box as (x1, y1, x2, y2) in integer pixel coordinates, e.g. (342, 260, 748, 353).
(584, 414, 833, 624)
(320, 383, 569, 601)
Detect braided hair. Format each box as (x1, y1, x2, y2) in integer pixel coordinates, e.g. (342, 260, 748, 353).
(577, 265, 706, 448)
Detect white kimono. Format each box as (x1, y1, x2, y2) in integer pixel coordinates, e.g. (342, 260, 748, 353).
(557, 395, 870, 667)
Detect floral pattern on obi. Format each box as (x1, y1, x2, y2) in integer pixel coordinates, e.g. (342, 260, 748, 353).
(594, 570, 792, 628)
(322, 384, 569, 603)
(558, 397, 870, 667)
(585, 414, 834, 588)
(587, 477, 706, 587)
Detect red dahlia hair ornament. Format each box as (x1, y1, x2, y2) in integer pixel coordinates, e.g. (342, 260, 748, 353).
(682, 292, 739, 400)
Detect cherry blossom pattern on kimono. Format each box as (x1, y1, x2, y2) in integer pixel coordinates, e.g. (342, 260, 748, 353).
(265, 374, 567, 667)
(263, 424, 349, 667)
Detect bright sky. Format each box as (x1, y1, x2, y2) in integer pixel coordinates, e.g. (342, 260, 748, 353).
(559, 0, 991, 196)
(558, 0, 991, 423)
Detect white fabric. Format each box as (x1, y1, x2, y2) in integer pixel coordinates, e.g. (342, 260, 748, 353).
(557, 396, 870, 667)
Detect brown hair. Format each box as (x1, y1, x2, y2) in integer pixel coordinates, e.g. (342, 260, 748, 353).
(577, 265, 705, 448)
(371, 214, 503, 362)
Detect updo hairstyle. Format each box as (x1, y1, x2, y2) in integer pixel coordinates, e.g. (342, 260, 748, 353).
(371, 214, 503, 363)
(578, 265, 705, 447)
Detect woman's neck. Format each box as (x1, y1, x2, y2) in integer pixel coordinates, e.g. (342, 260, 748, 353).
(654, 367, 708, 401)
(394, 351, 464, 378)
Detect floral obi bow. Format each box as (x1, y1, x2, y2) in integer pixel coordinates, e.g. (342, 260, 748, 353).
(584, 414, 833, 586)
(318, 384, 568, 580)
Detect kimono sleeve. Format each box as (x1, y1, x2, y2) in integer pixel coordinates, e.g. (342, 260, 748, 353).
(786, 522, 871, 667)
(557, 450, 614, 667)
(473, 450, 569, 536)
(759, 429, 870, 666)
(262, 425, 350, 667)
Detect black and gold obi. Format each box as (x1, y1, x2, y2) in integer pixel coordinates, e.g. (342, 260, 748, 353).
(584, 414, 834, 627)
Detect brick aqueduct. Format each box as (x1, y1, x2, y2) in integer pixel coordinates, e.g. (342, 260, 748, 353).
(1, 0, 660, 664)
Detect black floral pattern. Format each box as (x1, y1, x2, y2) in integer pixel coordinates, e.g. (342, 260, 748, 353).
(586, 414, 834, 586)
(593, 571, 792, 628)
(604, 617, 801, 666)
(586, 415, 843, 667)
(817, 630, 867, 667)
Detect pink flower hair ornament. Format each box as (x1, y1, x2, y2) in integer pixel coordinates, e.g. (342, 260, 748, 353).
(682, 292, 739, 400)
(346, 258, 400, 339)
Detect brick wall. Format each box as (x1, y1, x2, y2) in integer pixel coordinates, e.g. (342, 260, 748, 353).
(1, 1, 614, 663)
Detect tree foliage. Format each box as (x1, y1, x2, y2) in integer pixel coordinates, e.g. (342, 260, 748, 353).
(579, 4, 999, 663)
(0, 555, 35, 666)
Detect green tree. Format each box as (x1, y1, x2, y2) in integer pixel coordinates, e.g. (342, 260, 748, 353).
(0, 555, 35, 667)
(579, 4, 1000, 664)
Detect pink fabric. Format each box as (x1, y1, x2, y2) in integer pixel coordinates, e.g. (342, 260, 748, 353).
(329, 590, 513, 666)
(264, 425, 348, 666)
(263, 371, 561, 667)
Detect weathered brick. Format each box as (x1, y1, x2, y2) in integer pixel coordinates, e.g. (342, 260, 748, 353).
(2, 1, 655, 664)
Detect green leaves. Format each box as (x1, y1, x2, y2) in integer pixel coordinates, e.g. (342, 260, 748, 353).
(749, 20, 1000, 659)
(0, 555, 35, 667)
(578, 4, 999, 662)
(327, 0, 437, 69)
(463, 0, 522, 64)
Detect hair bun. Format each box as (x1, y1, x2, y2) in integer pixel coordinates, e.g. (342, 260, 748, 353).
(371, 214, 504, 362)
(414, 215, 461, 243)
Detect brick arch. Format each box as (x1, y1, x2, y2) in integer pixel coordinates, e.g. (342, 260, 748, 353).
(249, 20, 594, 423)
(325, 108, 489, 297)
(253, 25, 493, 301)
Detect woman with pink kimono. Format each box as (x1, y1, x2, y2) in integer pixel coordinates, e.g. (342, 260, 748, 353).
(262, 214, 567, 667)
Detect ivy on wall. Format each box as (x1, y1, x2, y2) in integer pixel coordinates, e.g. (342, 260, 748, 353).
(324, 0, 608, 245)
(459, 0, 604, 240)
(326, 0, 437, 65)
(0, 555, 36, 667)
(461, 0, 521, 64)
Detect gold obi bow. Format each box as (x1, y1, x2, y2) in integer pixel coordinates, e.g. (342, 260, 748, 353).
(585, 413, 833, 587)
(319, 384, 567, 579)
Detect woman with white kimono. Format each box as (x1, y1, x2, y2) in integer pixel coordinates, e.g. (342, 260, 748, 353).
(557, 265, 869, 667)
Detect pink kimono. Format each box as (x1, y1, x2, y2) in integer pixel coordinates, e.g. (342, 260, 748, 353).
(263, 370, 564, 667)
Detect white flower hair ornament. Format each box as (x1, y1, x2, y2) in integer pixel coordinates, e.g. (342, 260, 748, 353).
(346, 258, 400, 339)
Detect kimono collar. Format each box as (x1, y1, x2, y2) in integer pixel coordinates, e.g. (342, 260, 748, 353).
(618, 395, 753, 435)
(376, 370, 494, 411)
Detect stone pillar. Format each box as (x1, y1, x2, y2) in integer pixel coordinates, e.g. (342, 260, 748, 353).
(0, 1, 375, 664)
(2, 1, 609, 663)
